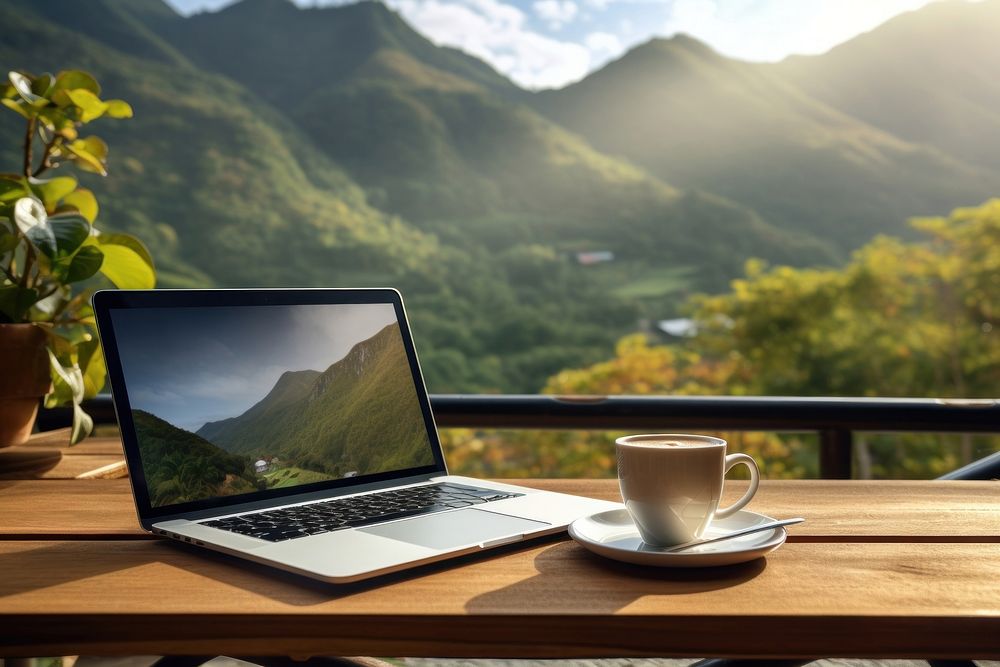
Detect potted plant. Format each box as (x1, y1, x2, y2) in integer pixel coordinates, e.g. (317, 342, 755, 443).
(1, 69, 156, 447)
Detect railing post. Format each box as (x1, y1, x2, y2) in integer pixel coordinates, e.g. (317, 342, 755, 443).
(819, 429, 853, 479)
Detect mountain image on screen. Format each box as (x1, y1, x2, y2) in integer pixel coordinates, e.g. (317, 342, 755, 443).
(134, 322, 435, 508)
(132, 409, 262, 508)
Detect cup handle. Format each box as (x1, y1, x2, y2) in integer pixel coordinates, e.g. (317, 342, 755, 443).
(715, 453, 760, 519)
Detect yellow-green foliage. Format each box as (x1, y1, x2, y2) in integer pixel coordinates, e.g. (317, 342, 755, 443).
(445, 202, 999, 480)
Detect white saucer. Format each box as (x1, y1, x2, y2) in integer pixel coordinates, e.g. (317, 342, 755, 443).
(568, 507, 787, 568)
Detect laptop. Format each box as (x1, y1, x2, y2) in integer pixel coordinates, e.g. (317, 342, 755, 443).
(93, 288, 618, 583)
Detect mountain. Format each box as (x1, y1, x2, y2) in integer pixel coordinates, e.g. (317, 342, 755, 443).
(163, 0, 515, 101)
(6, 0, 999, 394)
(0, 1, 438, 288)
(197, 322, 435, 477)
(196, 369, 320, 444)
(132, 409, 259, 508)
(152, 0, 822, 274)
(778, 0, 1000, 171)
(3, 0, 187, 66)
(534, 33, 1000, 250)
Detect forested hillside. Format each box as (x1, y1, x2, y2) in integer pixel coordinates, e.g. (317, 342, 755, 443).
(3, 0, 997, 396)
(132, 409, 260, 507)
(444, 200, 1000, 480)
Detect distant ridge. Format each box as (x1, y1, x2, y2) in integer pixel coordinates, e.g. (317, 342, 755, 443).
(197, 369, 320, 443)
(533, 30, 1000, 248)
(778, 0, 1000, 170)
(164, 0, 517, 102)
(195, 323, 434, 477)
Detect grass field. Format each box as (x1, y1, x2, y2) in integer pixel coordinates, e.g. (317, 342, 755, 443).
(262, 466, 335, 489)
(610, 266, 697, 299)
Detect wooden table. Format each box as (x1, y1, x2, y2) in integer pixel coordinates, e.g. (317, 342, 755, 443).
(1, 431, 999, 660)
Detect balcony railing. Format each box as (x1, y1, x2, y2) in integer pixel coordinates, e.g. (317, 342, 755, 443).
(37, 394, 1000, 479)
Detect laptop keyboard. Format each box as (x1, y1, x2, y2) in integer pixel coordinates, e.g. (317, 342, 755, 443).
(199, 482, 523, 542)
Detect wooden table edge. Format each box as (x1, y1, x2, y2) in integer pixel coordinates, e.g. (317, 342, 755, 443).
(2, 613, 998, 660)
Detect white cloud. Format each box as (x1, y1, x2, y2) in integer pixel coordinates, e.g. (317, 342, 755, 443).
(534, 0, 579, 29)
(584, 30, 624, 60)
(388, 0, 593, 88)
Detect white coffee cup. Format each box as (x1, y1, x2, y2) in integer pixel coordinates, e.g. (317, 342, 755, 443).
(616, 433, 761, 547)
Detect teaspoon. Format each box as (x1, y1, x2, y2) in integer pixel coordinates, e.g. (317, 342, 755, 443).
(663, 517, 805, 552)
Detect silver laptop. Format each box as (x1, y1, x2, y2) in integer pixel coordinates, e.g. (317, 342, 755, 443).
(93, 288, 617, 583)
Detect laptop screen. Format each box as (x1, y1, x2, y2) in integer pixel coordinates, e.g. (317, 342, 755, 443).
(103, 296, 440, 512)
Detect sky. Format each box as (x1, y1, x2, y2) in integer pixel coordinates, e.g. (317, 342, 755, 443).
(112, 303, 398, 432)
(164, 0, 944, 89)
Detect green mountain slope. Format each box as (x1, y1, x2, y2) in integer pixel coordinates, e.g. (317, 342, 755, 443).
(778, 0, 1000, 171)
(0, 3, 438, 288)
(4, 0, 188, 66)
(0, 2, 639, 392)
(159, 0, 832, 276)
(163, 0, 516, 101)
(534, 34, 1000, 250)
(132, 409, 259, 508)
(196, 369, 321, 444)
(197, 323, 435, 477)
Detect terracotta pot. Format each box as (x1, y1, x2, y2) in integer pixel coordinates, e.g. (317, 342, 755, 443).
(0, 323, 52, 447)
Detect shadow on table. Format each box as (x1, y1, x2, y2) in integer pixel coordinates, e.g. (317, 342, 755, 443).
(0, 534, 580, 605)
(0, 540, 344, 605)
(465, 540, 767, 614)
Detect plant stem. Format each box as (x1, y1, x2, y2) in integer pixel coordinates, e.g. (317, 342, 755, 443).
(23, 116, 37, 178)
(20, 245, 34, 291)
(32, 136, 60, 178)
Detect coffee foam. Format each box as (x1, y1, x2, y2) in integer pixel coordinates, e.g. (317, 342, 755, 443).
(619, 437, 722, 449)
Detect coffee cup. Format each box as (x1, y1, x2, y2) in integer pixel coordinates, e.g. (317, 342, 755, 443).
(616, 433, 760, 546)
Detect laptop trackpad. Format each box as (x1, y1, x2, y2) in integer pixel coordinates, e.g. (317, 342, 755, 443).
(360, 508, 550, 550)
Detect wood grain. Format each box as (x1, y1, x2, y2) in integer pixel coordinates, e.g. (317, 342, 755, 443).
(2, 478, 998, 541)
(19, 430, 125, 456)
(0, 539, 997, 658)
(0, 479, 146, 539)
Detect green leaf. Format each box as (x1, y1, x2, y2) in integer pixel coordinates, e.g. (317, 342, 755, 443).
(49, 213, 91, 257)
(65, 89, 107, 123)
(0, 176, 27, 203)
(38, 106, 76, 138)
(1, 98, 31, 120)
(67, 137, 108, 175)
(96, 232, 155, 270)
(77, 336, 106, 398)
(53, 70, 100, 96)
(13, 197, 56, 257)
(0, 285, 38, 322)
(70, 402, 94, 444)
(62, 188, 98, 222)
(47, 348, 92, 444)
(0, 230, 18, 254)
(30, 73, 54, 99)
(104, 99, 133, 119)
(28, 176, 77, 210)
(94, 235, 156, 289)
(63, 245, 104, 283)
(8, 71, 42, 104)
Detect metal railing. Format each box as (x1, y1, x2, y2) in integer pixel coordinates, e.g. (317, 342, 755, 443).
(37, 394, 1000, 479)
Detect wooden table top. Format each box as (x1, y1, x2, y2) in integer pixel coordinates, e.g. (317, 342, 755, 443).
(2, 431, 999, 660)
